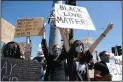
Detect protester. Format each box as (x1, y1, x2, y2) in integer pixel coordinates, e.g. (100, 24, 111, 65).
(58, 28, 93, 81)
(41, 31, 69, 81)
(68, 40, 93, 81)
(1, 41, 22, 59)
(33, 52, 46, 81)
(94, 51, 112, 81)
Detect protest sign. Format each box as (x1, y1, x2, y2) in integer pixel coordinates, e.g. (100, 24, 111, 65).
(106, 63, 122, 81)
(89, 69, 94, 78)
(1, 18, 15, 43)
(114, 56, 122, 64)
(14, 17, 44, 37)
(55, 4, 96, 30)
(109, 55, 122, 64)
(1, 57, 42, 81)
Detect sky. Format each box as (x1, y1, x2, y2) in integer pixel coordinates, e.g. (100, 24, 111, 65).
(2, 1, 122, 58)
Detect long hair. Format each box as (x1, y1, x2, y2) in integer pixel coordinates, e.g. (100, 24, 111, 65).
(71, 40, 93, 63)
(1, 41, 21, 59)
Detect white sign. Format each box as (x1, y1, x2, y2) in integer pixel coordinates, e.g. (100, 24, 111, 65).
(1, 19, 15, 43)
(106, 63, 122, 81)
(55, 4, 96, 30)
(14, 17, 44, 37)
(89, 69, 94, 78)
(114, 56, 122, 64)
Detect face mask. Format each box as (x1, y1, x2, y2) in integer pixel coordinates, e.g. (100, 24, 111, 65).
(52, 48, 61, 57)
(104, 58, 109, 63)
(75, 46, 83, 53)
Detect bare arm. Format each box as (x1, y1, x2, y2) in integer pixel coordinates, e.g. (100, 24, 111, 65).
(94, 70, 112, 81)
(41, 31, 49, 59)
(88, 23, 113, 54)
(94, 70, 104, 80)
(59, 28, 70, 53)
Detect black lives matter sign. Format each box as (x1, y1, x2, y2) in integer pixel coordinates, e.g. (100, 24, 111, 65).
(1, 57, 41, 81)
(55, 4, 95, 30)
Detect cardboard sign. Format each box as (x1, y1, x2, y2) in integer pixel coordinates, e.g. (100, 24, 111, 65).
(1, 57, 42, 81)
(14, 17, 44, 37)
(1, 18, 15, 43)
(106, 63, 122, 81)
(55, 4, 96, 30)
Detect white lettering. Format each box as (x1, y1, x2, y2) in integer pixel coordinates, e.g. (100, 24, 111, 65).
(10, 63, 16, 75)
(1, 62, 7, 74)
(2, 76, 18, 81)
(2, 76, 8, 81)
(12, 77, 18, 81)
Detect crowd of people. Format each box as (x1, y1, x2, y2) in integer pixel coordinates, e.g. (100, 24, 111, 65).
(1, 28, 112, 81)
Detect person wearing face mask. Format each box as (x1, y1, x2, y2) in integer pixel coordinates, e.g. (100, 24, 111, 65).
(58, 24, 114, 81)
(67, 40, 93, 81)
(1, 41, 22, 59)
(58, 28, 93, 81)
(94, 51, 112, 81)
(33, 54, 45, 81)
(41, 31, 69, 81)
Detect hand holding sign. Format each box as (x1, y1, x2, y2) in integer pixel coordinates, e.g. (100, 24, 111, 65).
(58, 28, 70, 52)
(58, 28, 67, 39)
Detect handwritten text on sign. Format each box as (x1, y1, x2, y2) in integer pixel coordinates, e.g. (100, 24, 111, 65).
(14, 17, 44, 37)
(1, 57, 41, 81)
(55, 4, 96, 30)
(1, 19, 15, 43)
(106, 63, 122, 81)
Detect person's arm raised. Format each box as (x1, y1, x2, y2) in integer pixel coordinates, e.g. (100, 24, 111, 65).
(41, 31, 49, 59)
(88, 23, 113, 54)
(58, 28, 70, 53)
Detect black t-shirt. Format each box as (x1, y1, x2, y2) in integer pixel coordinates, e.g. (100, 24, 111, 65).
(45, 55, 68, 81)
(42, 39, 68, 81)
(94, 61, 110, 76)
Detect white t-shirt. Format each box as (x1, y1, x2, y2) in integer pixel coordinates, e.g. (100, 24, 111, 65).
(76, 62, 86, 74)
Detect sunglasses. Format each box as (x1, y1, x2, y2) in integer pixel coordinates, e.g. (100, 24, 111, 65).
(104, 54, 110, 57)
